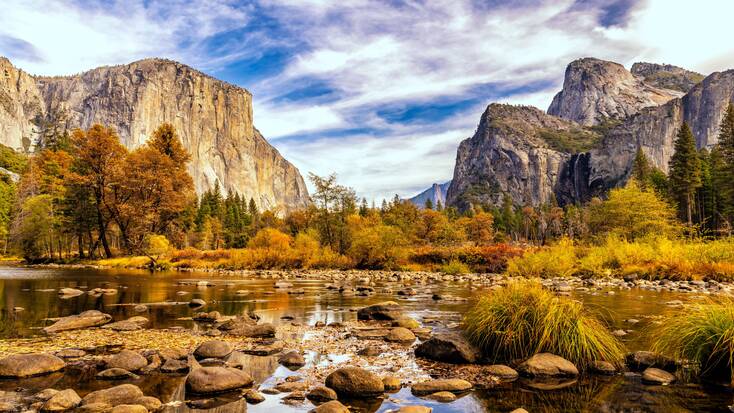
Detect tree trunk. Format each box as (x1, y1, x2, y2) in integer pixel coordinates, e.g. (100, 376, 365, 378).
(95, 191, 112, 258)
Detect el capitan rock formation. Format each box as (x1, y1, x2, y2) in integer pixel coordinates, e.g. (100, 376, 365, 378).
(0, 57, 309, 211)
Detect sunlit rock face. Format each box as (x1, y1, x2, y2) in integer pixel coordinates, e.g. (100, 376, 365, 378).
(0, 57, 309, 212)
(548, 57, 683, 126)
(448, 58, 734, 209)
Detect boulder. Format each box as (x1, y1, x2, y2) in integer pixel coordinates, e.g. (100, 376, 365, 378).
(310, 400, 350, 413)
(185, 367, 253, 394)
(241, 340, 284, 356)
(386, 327, 416, 343)
(414, 333, 480, 363)
(411, 379, 472, 395)
(626, 351, 676, 372)
(42, 389, 81, 412)
(194, 341, 233, 359)
(396, 407, 432, 413)
(275, 380, 309, 392)
(107, 350, 148, 372)
(392, 317, 420, 329)
(325, 367, 384, 398)
(44, 311, 112, 333)
(188, 299, 206, 307)
(101, 321, 142, 331)
(131, 397, 160, 412)
(221, 321, 275, 338)
(161, 358, 189, 373)
(382, 376, 401, 391)
(517, 353, 579, 377)
(641, 367, 676, 385)
(306, 386, 337, 402)
(81, 384, 145, 407)
(426, 391, 456, 402)
(358, 345, 383, 357)
(97, 368, 139, 380)
(591, 360, 617, 375)
(485, 364, 519, 380)
(357, 302, 402, 321)
(109, 405, 147, 413)
(0, 353, 65, 377)
(243, 389, 265, 404)
(278, 351, 306, 368)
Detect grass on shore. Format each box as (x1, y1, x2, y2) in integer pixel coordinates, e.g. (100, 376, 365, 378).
(652, 298, 734, 382)
(463, 280, 625, 371)
(506, 236, 734, 281)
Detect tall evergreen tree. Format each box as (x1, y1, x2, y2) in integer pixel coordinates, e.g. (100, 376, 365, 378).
(716, 104, 734, 228)
(669, 122, 702, 228)
(424, 198, 434, 210)
(631, 147, 652, 188)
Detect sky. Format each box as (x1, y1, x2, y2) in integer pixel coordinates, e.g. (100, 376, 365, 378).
(2, 0, 734, 202)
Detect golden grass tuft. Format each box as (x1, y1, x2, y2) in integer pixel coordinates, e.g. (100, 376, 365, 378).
(463, 280, 625, 371)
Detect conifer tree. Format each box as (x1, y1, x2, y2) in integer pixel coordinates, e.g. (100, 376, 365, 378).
(716, 104, 734, 226)
(631, 147, 651, 188)
(669, 122, 702, 228)
(424, 198, 434, 210)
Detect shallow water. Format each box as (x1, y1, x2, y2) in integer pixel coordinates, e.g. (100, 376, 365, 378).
(0, 265, 732, 412)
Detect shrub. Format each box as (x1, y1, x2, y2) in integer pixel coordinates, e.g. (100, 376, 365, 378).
(652, 298, 734, 381)
(348, 224, 407, 269)
(440, 260, 470, 275)
(463, 280, 624, 370)
(506, 238, 576, 278)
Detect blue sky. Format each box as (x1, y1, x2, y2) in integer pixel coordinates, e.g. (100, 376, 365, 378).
(2, 0, 733, 201)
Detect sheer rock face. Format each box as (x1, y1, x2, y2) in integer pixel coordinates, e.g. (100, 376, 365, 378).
(0, 57, 309, 211)
(448, 61, 734, 210)
(589, 69, 734, 189)
(446, 104, 598, 210)
(548, 57, 682, 126)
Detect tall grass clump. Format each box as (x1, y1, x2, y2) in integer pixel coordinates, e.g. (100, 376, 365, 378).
(463, 280, 624, 370)
(652, 298, 734, 382)
(506, 237, 576, 278)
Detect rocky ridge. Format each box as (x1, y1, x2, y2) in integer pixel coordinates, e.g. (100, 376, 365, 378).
(448, 58, 734, 209)
(0, 57, 309, 211)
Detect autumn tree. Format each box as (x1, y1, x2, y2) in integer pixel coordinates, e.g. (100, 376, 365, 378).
(309, 173, 356, 253)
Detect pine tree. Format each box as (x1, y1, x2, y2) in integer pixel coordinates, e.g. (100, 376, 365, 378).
(716, 104, 734, 227)
(424, 198, 434, 210)
(669, 122, 702, 228)
(631, 147, 652, 188)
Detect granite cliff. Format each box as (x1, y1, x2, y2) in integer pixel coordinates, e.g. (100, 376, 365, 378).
(408, 181, 451, 208)
(448, 58, 733, 210)
(0, 57, 309, 211)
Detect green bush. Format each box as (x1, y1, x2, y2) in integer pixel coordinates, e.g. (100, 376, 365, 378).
(463, 280, 624, 370)
(440, 259, 470, 275)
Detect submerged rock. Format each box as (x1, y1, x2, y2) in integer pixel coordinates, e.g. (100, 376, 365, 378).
(97, 368, 139, 380)
(517, 353, 579, 377)
(485, 364, 519, 380)
(81, 384, 145, 407)
(324, 367, 384, 398)
(385, 327, 416, 343)
(306, 386, 337, 402)
(278, 351, 306, 368)
(414, 333, 480, 363)
(0, 353, 65, 377)
(310, 400, 349, 413)
(58, 288, 84, 298)
(44, 310, 112, 333)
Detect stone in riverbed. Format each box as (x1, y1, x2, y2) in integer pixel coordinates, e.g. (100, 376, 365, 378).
(134, 396, 161, 412)
(110, 405, 147, 413)
(392, 316, 420, 329)
(42, 389, 81, 412)
(382, 376, 401, 391)
(81, 384, 144, 406)
(107, 350, 148, 372)
(0, 353, 65, 377)
(358, 345, 383, 357)
(160, 358, 189, 373)
(54, 349, 86, 359)
(97, 368, 139, 380)
(58, 288, 84, 298)
(188, 299, 206, 308)
(185, 367, 253, 394)
(411, 379, 472, 395)
(325, 367, 384, 398)
(310, 400, 349, 413)
(102, 321, 142, 331)
(222, 322, 275, 338)
(193, 311, 221, 322)
(517, 353, 579, 377)
(357, 302, 402, 321)
(425, 391, 456, 402)
(485, 364, 519, 380)
(278, 351, 306, 368)
(275, 380, 308, 392)
(641, 367, 676, 385)
(241, 340, 285, 356)
(44, 310, 112, 333)
(194, 340, 233, 359)
(414, 333, 480, 363)
(626, 351, 676, 372)
(396, 407, 432, 413)
(591, 360, 617, 375)
(243, 389, 265, 404)
(306, 386, 337, 402)
(386, 327, 416, 343)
